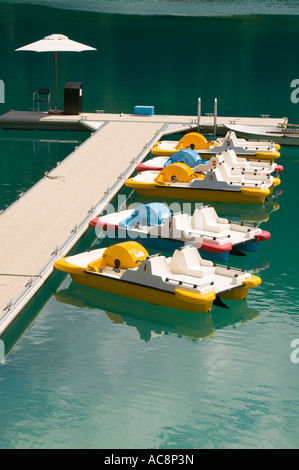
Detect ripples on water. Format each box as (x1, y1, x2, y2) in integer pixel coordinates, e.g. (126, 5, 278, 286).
(2, 0, 299, 16)
(0, 131, 88, 211)
(1, 144, 299, 449)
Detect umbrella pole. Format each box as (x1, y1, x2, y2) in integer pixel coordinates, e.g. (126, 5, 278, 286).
(55, 51, 58, 110)
(49, 51, 63, 114)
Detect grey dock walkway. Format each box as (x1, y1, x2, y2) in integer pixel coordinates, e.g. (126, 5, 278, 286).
(0, 111, 287, 337)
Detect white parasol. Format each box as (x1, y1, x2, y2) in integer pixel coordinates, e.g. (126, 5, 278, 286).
(16, 34, 97, 111)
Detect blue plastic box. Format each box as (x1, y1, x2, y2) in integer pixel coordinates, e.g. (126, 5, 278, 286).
(134, 105, 155, 115)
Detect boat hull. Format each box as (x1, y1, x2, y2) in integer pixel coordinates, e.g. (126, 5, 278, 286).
(70, 271, 215, 314)
(54, 244, 261, 314)
(225, 124, 299, 147)
(90, 221, 267, 262)
(152, 146, 279, 160)
(125, 181, 271, 204)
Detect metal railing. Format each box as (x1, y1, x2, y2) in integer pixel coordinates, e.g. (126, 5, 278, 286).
(197, 97, 218, 138)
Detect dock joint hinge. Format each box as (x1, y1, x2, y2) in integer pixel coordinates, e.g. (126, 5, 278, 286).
(25, 277, 35, 288)
(51, 246, 61, 256)
(3, 300, 13, 312)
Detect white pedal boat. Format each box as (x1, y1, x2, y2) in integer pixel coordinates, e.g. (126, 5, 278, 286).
(125, 161, 281, 204)
(225, 120, 299, 146)
(151, 131, 280, 160)
(89, 202, 271, 261)
(54, 241, 261, 314)
(137, 148, 283, 174)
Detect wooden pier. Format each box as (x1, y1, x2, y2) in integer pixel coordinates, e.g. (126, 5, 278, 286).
(0, 110, 287, 336)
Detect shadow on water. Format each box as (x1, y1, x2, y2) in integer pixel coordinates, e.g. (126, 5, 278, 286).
(54, 280, 260, 342)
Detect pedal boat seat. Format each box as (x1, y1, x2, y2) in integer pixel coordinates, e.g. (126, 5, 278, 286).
(168, 246, 215, 278)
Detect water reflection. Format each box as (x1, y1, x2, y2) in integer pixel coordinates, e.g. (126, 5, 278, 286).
(0, 131, 88, 211)
(210, 199, 280, 225)
(131, 194, 280, 225)
(55, 280, 260, 342)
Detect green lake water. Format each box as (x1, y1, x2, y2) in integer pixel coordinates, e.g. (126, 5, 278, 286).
(0, 0, 299, 449)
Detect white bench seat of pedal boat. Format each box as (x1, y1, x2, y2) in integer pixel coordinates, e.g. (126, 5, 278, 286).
(168, 246, 215, 278)
(209, 155, 273, 184)
(170, 213, 193, 237)
(144, 255, 171, 277)
(221, 149, 248, 165)
(191, 207, 231, 234)
(123, 254, 171, 287)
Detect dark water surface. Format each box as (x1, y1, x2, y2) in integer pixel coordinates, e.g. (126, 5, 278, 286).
(0, 1, 299, 449)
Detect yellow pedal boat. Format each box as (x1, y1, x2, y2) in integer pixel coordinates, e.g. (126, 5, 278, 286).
(125, 162, 280, 204)
(151, 131, 280, 161)
(54, 241, 261, 314)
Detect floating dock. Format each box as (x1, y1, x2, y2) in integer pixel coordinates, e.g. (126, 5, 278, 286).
(0, 109, 288, 135)
(0, 110, 288, 337)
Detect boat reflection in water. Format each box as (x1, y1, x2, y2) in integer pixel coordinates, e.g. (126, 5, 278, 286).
(55, 279, 260, 342)
(212, 199, 280, 225)
(131, 195, 280, 226)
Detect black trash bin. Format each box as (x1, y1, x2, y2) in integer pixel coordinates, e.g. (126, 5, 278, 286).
(64, 81, 83, 115)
